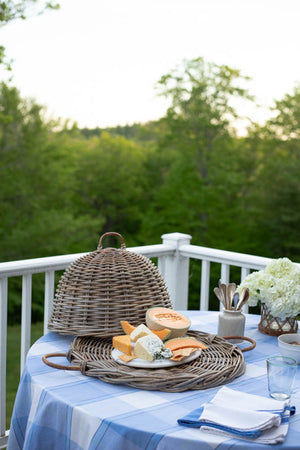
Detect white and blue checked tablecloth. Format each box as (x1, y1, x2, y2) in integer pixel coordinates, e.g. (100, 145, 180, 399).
(8, 311, 300, 450)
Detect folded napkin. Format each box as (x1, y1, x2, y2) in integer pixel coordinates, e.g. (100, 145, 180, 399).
(178, 386, 296, 445)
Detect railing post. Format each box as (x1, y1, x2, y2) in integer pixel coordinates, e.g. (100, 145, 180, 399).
(200, 260, 210, 311)
(0, 277, 8, 441)
(44, 270, 55, 335)
(21, 274, 32, 374)
(161, 233, 192, 310)
(219, 263, 230, 310)
(241, 267, 250, 313)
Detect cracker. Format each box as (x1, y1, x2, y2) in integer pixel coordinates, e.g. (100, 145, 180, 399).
(180, 347, 198, 356)
(170, 346, 199, 361)
(118, 353, 136, 362)
(170, 355, 184, 361)
(172, 347, 198, 357)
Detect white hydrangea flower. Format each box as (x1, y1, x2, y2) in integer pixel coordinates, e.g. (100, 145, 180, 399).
(237, 258, 300, 319)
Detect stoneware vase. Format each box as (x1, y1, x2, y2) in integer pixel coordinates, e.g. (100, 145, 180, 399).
(218, 309, 246, 343)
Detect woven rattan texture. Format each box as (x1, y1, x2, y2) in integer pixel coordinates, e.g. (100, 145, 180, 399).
(48, 233, 172, 337)
(258, 303, 298, 336)
(66, 330, 246, 392)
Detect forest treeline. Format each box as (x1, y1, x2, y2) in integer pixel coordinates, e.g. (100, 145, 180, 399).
(1, 58, 300, 322)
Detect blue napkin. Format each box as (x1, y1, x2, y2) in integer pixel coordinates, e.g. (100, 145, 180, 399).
(178, 386, 295, 444)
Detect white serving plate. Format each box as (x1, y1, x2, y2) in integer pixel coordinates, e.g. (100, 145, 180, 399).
(111, 348, 201, 369)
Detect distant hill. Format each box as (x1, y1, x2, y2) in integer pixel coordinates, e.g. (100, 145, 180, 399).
(78, 120, 166, 143)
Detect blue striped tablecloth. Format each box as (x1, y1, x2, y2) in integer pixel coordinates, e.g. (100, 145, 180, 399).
(8, 311, 300, 450)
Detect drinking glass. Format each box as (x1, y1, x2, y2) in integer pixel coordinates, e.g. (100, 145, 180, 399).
(267, 355, 297, 400)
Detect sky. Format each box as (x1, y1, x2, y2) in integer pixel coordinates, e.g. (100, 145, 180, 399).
(1, 0, 300, 129)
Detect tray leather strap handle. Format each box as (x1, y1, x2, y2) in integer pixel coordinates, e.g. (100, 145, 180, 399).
(223, 336, 256, 352)
(42, 352, 81, 371)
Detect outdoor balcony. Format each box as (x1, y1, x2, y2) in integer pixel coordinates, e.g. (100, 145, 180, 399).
(0, 232, 294, 449)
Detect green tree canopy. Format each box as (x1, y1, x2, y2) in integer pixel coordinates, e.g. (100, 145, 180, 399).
(243, 83, 300, 259)
(140, 58, 255, 246)
(0, 0, 59, 69)
(267, 84, 300, 140)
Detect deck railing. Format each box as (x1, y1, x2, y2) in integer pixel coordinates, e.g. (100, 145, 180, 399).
(0, 232, 283, 448)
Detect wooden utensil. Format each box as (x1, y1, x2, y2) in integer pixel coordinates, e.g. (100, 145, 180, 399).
(236, 287, 249, 310)
(220, 283, 228, 308)
(214, 287, 226, 308)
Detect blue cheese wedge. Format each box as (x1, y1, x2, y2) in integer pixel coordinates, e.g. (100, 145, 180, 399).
(130, 324, 154, 342)
(133, 334, 172, 361)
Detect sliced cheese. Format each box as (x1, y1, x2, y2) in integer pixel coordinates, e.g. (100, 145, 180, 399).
(112, 335, 132, 355)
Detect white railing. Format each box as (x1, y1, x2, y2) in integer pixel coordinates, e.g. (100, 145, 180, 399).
(0, 232, 288, 449)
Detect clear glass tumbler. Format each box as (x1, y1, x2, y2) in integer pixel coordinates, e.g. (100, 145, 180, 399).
(266, 355, 297, 400)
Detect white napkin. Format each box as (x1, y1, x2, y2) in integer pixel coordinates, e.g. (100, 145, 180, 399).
(198, 386, 293, 444)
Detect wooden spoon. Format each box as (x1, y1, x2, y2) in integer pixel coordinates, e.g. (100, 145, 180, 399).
(220, 283, 228, 308)
(228, 283, 237, 308)
(214, 287, 226, 308)
(236, 287, 249, 310)
(225, 283, 236, 310)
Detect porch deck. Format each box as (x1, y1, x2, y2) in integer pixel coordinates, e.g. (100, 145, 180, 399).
(0, 232, 292, 449)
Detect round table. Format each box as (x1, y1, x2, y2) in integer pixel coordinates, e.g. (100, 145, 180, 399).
(7, 311, 300, 450)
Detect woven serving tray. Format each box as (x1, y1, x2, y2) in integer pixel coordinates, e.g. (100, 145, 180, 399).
(43, 330, 248, 392)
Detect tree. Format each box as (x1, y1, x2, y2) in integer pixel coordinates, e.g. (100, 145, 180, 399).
(0, 83, 104, 321)
(140, 58, 254, 246)
(0, 82, 102, 259)
(267, 83, 300, 140)
(243, 85, 300, 260)
(71, 132, 148, 244)
(0, 0, 60, 69)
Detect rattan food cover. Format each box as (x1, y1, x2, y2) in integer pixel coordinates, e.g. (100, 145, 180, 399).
(48, 232, 172, 337)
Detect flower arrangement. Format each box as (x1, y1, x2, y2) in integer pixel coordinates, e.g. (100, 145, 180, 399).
(237, 258, 300, 319)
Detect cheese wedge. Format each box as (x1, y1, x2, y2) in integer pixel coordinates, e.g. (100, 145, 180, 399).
(134, 334, 169, 361)
(112, 335, 132, 355)
(130, 324, 154, 342)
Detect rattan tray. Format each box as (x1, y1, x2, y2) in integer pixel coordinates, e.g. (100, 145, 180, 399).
(43, 331, 249, 392)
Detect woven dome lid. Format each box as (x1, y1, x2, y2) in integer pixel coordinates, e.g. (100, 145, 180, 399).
(48, 232, 172, 337)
